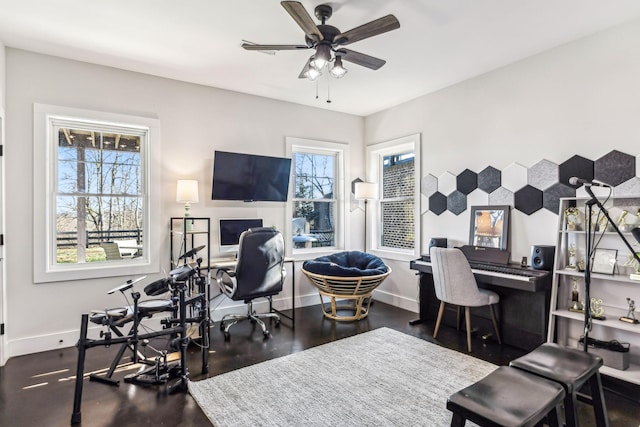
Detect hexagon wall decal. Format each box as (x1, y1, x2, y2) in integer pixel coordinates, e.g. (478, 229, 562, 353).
(515, 185, 543, 215)
(502, 163, 528, 192)
(467, 189, 489, 207)
(594, 150, 635, 187)
(615, 176, 640, 197)
(421, 174, 438, 197)
(438, 171, 457, 195)
(422, 151, 639, 217)
(559, 155, 594, 188)
(447, 190, 467, 215)
(529, 159, 558, 191)
(543, 183, 576, 214)
(456, 169, 478, 195)
(488, 187, 514, 206)
(429, 192, 447, 215)
(478, 166, 501, 193)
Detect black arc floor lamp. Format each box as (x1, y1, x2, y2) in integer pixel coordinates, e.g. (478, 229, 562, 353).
(354, 182, 378, 252)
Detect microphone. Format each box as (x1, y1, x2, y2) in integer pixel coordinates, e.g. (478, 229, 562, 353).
(568, 177, 611, 187)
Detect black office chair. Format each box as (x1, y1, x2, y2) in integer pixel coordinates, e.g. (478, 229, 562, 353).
(216, 227, 286, 340)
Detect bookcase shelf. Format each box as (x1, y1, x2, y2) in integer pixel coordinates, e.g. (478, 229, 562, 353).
(548, 197, 640, 385)
(170, 217, 211, 270)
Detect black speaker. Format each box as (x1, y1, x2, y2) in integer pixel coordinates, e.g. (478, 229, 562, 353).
(531, 245, 555, 271)
(429, 238, 447, 249)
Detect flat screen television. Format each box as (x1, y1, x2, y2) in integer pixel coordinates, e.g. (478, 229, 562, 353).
(219, 218, 263, 255)
(212, 151, 292, 202)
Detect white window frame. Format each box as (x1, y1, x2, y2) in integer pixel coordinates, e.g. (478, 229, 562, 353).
(366, 133, 421, 261)
(286, 137, 349, 258)
(33, 104, 161, 283)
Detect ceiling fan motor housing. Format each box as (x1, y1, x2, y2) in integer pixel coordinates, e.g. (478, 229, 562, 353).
(305, 24, 341, 49)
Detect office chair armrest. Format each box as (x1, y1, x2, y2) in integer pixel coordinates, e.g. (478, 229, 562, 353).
(216, 268, 237, 297)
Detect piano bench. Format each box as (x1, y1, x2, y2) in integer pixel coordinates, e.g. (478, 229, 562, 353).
(509, 343, 609, 427)
(447, 366, 565, 427)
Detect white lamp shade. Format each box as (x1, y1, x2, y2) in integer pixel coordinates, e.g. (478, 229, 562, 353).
(176, 180, 199, 203)
(355, 182, 378, 200)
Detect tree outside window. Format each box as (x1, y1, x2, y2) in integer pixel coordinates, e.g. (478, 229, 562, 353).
(55, 125, 144, 264)
(292, 152, 336, 249)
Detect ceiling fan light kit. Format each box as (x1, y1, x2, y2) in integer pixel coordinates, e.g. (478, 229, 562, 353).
(242, 1, 399, 90)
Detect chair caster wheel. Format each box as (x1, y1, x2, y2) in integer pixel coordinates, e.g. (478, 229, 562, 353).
(275, 320, 281, 328)
(219, 323, 225, 331)
(223, 332, 230, 341)
(263, 330, 269, 338)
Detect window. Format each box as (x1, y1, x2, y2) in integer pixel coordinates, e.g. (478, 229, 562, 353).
(34, 104, 161, 282)
(287, 138, 349, 255)
(366, 134, 421, 260)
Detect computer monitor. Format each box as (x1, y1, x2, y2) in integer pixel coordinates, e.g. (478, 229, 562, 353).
(219, 218, 263, 255)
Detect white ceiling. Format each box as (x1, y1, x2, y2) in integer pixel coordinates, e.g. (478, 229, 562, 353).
(2, 0, 640, 116)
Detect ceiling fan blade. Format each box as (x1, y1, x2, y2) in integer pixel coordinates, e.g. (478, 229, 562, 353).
(333, 15, 400, 45)
(281, 1, 323, 42)
(340, 49, 386, 70)
(242, 43, 309, 51)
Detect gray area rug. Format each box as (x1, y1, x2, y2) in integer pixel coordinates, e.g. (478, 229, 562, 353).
(188, 327, 495, 426)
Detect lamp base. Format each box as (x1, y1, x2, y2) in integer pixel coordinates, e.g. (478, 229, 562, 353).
(184, 217, 194, 232)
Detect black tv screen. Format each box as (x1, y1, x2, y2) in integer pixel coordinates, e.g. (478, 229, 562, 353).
(212, 151, 292, 202)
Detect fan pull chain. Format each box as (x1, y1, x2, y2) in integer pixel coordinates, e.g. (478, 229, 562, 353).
(315, 79, 319, 99)
(326, 72, 332, 103)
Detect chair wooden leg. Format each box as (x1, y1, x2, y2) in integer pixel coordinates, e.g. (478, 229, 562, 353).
(434, 301, 446, 339)
(456, 306, 461, 331)
(489, 304, 501, 344)
(465, 306, 472, 352)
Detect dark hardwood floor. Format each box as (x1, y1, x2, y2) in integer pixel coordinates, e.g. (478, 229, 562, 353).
(1, 301, 638, 426)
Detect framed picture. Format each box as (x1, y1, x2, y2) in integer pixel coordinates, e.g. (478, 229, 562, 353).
(468, 205, 510, 252)
(592, 248, 618, 275)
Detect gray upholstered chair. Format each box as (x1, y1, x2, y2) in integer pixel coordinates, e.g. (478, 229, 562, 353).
(430, 247, 501, 352)
(216, 227, 286, 341)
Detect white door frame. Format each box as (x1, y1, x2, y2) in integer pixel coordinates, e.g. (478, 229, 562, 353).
(0, 110, 5, 366)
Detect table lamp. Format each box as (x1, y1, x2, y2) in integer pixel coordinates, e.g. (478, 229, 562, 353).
(176, 180, 199, 231)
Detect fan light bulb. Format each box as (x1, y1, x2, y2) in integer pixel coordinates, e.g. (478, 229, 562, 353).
(306, 66, 322, 81)
(330, 56, 348, 78)
(312, 44, 331, 70)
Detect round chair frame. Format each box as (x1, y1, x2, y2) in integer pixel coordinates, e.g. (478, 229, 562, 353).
(302, 267, 391, 321)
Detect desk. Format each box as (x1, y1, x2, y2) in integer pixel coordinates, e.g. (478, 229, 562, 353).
(207, 257, 296, 327)
(409, 259, 551, 351)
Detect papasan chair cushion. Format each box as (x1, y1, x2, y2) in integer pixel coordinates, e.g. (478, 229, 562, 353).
(302, 251, 390, 321)
(302, 251, 388, 277)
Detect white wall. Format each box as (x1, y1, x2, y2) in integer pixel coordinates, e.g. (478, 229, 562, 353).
(366, 19, 640, 308)
(0, 42, 5, 108)
(4, 48, 364, 357)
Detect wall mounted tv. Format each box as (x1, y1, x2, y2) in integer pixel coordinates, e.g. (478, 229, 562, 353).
(211, 151, 292, 202)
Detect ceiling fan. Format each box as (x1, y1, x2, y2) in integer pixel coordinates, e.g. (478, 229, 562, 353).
(242, 1, 400, 80)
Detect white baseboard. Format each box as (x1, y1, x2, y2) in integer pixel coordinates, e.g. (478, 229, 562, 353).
(210, 292, 319, 321)
(372, 289, 419, 314)
(6, 290, 413, 358)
